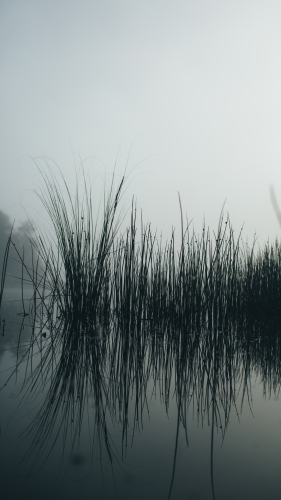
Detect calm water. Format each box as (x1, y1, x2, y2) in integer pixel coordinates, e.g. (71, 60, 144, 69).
(1, 288, 281, 500)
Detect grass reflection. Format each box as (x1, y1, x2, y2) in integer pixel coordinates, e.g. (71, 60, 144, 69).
(1, 164, 281, 498)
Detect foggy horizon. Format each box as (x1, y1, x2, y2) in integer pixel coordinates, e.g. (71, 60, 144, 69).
(1, 1, 281, 246)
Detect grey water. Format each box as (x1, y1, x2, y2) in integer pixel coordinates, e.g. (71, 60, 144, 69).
(1, 287, 281, 500)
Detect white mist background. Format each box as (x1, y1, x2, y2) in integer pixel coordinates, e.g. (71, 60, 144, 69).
(1, 0, 281, 247)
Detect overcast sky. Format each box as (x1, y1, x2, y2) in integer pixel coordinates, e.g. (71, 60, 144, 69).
(1, 0, 281, 247)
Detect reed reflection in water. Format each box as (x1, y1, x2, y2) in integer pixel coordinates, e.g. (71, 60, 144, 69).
(1, 294, 281, 500)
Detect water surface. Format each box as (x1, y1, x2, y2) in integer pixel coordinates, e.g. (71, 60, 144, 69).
(1, 288, 281, 500)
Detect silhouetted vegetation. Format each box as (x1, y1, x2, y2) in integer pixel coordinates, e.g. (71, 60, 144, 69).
(1, 165, 281, 499)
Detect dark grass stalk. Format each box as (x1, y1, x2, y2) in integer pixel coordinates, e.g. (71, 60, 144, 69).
(0, 223, 14, 310)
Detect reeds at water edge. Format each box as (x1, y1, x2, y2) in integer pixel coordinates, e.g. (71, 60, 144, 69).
(0, 224, 14, 310)
(2, 164, 281, 500)
(2, 162, 281, 337)
(1, 163, 281, 419)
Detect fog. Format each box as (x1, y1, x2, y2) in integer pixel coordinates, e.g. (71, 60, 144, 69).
(1, 0, 281, 247)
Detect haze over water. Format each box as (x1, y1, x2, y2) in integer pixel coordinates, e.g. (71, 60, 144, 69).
(1, 3, 281, 500)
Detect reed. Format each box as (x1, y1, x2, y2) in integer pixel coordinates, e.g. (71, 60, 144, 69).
(0, 223, 14, 310)
(2, 166, 281, 500)
(4, 163, 281, 340)
(24, 162, 126, 326)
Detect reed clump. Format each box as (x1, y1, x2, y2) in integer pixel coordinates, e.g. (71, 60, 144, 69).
(3, 163, 281, 338)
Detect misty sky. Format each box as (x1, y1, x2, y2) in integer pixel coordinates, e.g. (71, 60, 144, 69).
(1, 0, 281, 247)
